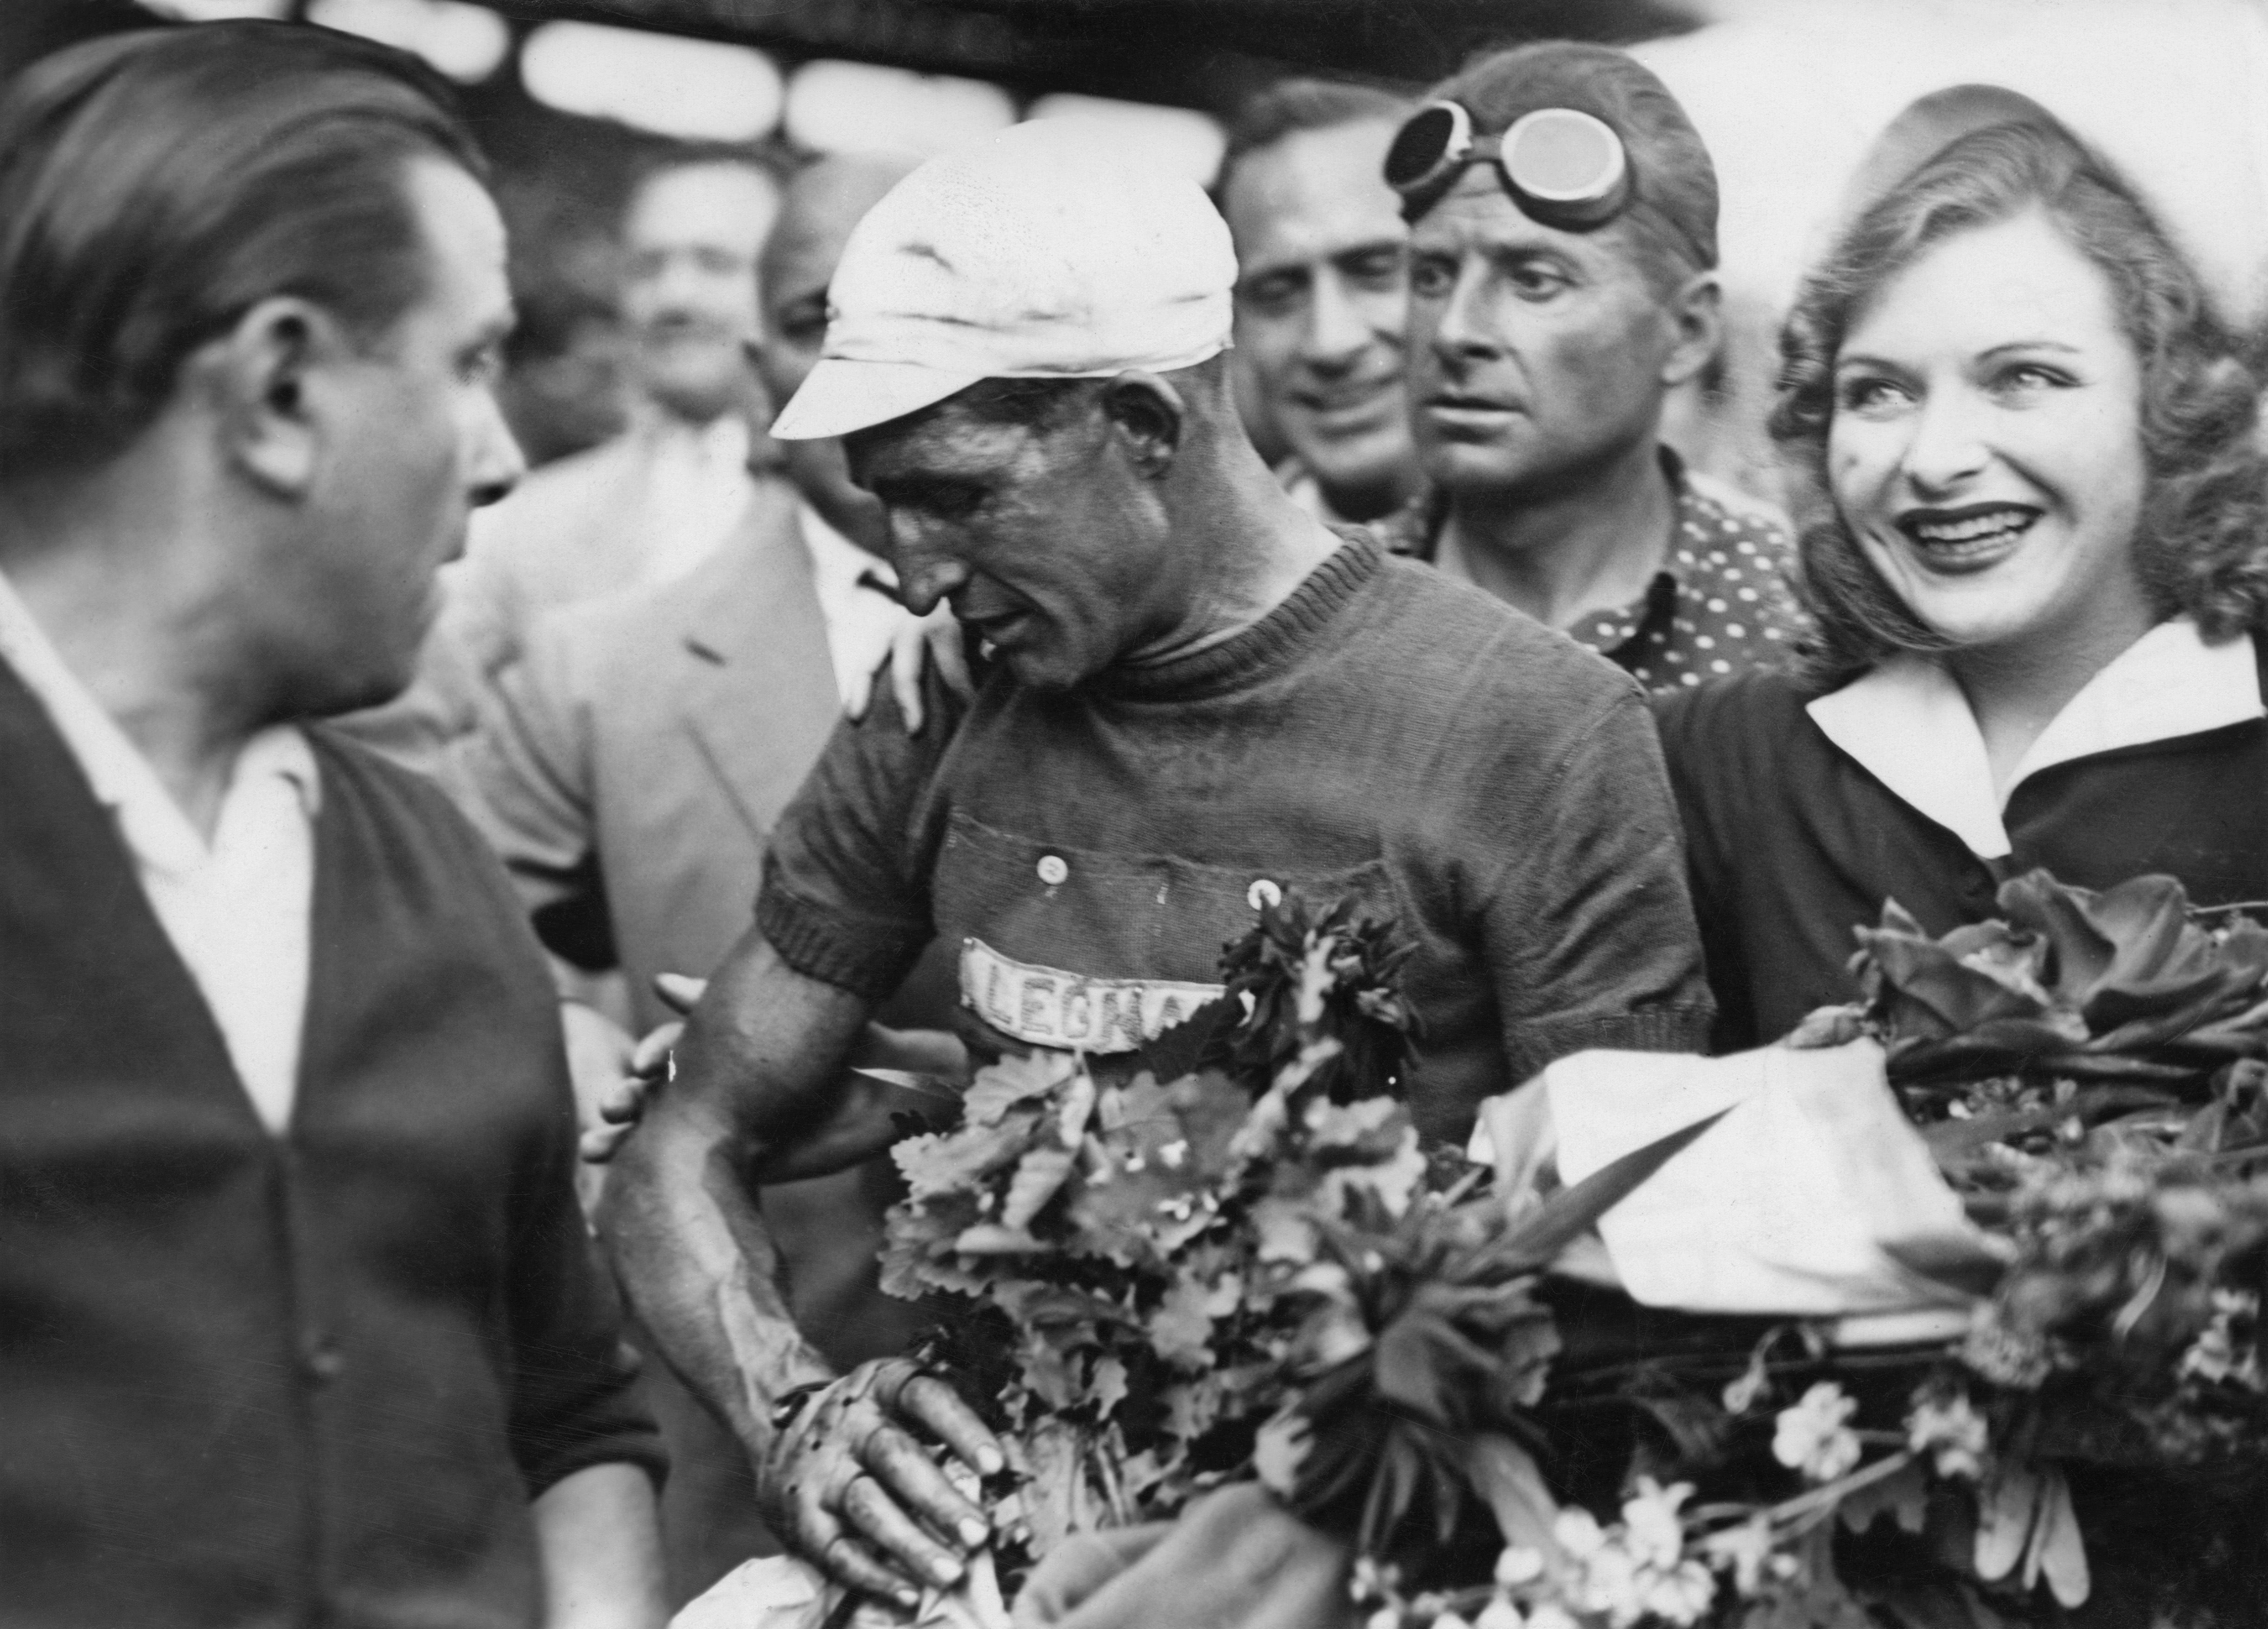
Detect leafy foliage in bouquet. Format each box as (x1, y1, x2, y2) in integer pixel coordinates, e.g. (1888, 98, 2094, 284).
(878, 895, 1435, 1558)
(1551, 871, 2268, 1628)
(1199, 891, 1421, 1105)
(1821, 875, 2268, 1434)
(1334, 1347, 2052, 1629)
(1838, 871, 2268, 1099)
(1256, 1107, 1719, 1587)
(1959, 1151, 2268, 1458)
(878, 892, 1710, 1609)
(1349, 871, 2268, 1629)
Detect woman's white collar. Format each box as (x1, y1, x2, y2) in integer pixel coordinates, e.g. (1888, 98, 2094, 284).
(1805, 620, 2262, 859)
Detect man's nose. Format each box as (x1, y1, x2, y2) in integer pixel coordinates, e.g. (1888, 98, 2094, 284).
(642, 252, 707, 314)
(896, 549, 971, 617)
(1299, 273, 1370, 369)
(1429, 261, 1501, 365)
(467, 394, 526, 509)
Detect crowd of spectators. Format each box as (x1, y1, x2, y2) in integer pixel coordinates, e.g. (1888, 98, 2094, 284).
(3, 13, 2264, 1629)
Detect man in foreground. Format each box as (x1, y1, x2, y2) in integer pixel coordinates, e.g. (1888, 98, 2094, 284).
(1217, 79, 1422, 526)
(1379, 41, 1805, 688)
(0, 24, 663, 1626)
(601, 119, 1710, 1614)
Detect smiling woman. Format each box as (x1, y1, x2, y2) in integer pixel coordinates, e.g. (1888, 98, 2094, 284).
(1823, 210, 2153, 673)
(1775, 119, 2268, 693)
(1653, 115, 2268, 1054)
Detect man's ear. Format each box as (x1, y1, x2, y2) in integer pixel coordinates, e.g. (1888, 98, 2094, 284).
(1099, 371, 1185, 476)
(1660, 270, 1723, 391)
(199, 295, 349, 500)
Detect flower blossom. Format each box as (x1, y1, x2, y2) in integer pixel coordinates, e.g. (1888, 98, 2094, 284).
(1494, 1546, 1544, 1589)
(1551, 1507, 1605, 1559)
(1566, 1540, 1643, 1628)
(1642, 1559, 1718, 1627)
(2178, 1289, 2262, 1390)
(1700, 1517, 1778, 1597)
(1905, 1386, 1989, 1479)
(1720, 1356, 1769, 1416)
(1620, 1478, 1692, 1571)
(1548, 1486, 1713, 1629)
(1773, 1382, 1861, 1482)
(1349, 1556, 1397, 1605)
(1474, 1599, 1525, 1629)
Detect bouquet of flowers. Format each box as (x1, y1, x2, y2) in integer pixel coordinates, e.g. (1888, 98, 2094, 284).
(682, 872, 2268, 1629)
(1460, 872, 2268, 1629)
(861, 895, 1715, 1626)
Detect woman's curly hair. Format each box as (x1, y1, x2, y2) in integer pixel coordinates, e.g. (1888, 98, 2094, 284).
(1770, 118, 2268, 684)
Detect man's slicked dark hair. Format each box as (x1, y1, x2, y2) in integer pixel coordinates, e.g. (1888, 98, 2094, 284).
(1216, 78, 1409, 203)
(0, 21, 487, 477)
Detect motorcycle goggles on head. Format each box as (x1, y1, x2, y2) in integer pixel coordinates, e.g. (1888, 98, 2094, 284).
(1384, 99, 1632, 230)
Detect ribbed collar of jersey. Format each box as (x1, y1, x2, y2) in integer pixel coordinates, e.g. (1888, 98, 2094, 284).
(1806, 618, 2263, 860)
(1093, 526, 1380, 702)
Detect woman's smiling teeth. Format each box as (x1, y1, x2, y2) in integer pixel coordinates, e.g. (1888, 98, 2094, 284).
(1897, 504, 2039, 566)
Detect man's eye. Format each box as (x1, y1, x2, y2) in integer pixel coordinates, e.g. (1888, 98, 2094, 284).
(1343, 247, 1407, 288)
(1508, 264, 1570, 299)
(1408, 258, 1454, 298)
(1239, 274, 1305, 316)
(882, 482, 982, 521)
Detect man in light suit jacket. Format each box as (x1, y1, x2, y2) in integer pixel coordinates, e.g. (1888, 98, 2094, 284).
(348, 152, 782, 772)
(452, 151, 949, 1610)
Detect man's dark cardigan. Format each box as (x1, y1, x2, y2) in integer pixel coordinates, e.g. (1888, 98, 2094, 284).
(0, 662, 663, 1629)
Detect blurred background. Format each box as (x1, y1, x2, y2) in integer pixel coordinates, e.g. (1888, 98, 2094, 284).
(12, 0, 2263, 483)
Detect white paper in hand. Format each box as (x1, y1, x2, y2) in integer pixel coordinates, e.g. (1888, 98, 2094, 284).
(1480, 1039, 1992, 1321)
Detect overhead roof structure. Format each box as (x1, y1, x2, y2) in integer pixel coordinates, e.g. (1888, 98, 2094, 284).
(469, 0, 1702, 108)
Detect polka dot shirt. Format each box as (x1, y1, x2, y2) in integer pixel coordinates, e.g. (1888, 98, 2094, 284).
(1376, 452, 1810, 694)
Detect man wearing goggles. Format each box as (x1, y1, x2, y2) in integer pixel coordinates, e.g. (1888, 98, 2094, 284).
(1378, 42, 1805, 693)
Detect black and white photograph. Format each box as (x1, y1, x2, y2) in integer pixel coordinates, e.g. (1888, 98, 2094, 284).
(3, 1, 2267, 1626)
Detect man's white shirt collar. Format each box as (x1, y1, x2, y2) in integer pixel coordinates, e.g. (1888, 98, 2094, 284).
(1807, 618, 2263, 859)
(634, 399, 752, 468)
(799, 499, 898, 597)
(797, 501, 910, 704)
(634, 407, 757, 585)
(0, 567, 319, 1133)
(0, 570, 320, 840)
(1275, 457, 1351, 530)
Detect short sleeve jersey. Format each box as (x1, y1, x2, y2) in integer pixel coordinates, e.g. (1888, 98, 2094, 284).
(1378, 448, 1809, 692)
(758, 532, 1714, 1145)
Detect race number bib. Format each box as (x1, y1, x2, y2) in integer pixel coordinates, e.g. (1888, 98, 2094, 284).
(958, 936, 1224, 1053)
